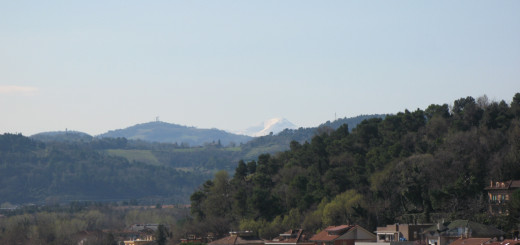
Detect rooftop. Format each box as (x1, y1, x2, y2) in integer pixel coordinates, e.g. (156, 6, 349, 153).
(485, 180, 520, 190)
(326, 225, 352, 232)
(450, 238, 492, 245)
(310, 225, 355, 242)
(267, 229, 314, 245)
(424, 220, 505, 238)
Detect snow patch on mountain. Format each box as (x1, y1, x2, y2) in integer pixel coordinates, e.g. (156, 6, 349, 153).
(238, 118, 297, 137)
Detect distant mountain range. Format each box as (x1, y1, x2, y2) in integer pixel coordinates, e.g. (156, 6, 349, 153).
(29, 115, 386, 147)
(15, 114, 387, 204)
(97, 121, 252, 146)
(29, 118, 300, 146)
(236, 118, 297, 137)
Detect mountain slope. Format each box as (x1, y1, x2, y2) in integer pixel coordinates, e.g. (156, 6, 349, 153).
(0, 133, 205, 204)
(6, 114, 387, 204)
(238, 114, 386, 159)
(98, 121, 252, 146)
(319, 114, 387, 130)
(238, 118, 297, 137)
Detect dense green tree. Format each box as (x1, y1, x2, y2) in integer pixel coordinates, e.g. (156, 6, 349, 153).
(452, 96, 484, 130)
(234, 160, 248, 181)
(204, 171, 232, 218)
(246, 160, 257, 175)
(156, 224, 168, 245)
(511, 93, 520, 117)
(425, 104, 450, 120)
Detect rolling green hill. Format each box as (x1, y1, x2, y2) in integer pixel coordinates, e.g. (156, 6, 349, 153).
(98, 121, 252, 146)
(0, 134, 206, 204)
(6, 114, 385, 205)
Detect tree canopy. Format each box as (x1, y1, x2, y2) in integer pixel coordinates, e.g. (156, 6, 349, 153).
(188, 93, 520, 238)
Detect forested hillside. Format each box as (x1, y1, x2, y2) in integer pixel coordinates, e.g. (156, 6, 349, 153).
(187, 94, 520, 239)
(2, 115, 385, 205)
(0, 134, 204, 204)
(239, 114, 386, 159)
(98, 121, 252, 146)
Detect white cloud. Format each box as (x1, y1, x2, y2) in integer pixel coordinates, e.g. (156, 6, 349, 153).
(0, 85, 38, 95)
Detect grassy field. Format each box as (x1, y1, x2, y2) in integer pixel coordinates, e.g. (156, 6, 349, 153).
(106, 149, 163, 166)
(168, 146, 242, 153)
(242, 144, 287, 160)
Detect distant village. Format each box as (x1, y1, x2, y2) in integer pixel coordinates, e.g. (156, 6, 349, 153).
(116, 180, 519, 245)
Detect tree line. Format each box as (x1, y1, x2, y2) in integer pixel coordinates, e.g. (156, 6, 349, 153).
(0, 134, 204, 204)
(0, 203, 185, 244)
(186, 94, 520, 239)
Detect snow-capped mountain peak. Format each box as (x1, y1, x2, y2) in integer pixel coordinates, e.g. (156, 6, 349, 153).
(239, 118, 297, 137)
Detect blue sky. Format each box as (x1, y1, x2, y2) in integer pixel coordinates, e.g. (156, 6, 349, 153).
(1, 1, 519, 136)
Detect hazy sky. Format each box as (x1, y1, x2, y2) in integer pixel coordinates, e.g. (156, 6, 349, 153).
(1, 1, 519, 136)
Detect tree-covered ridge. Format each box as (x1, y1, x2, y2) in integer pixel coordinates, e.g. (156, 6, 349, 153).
(31, 130, 94, 143)
(0, 134, 204, 204)
(25, 115, 386, 183)
(0, 114, 385, 205)
(98, 121, 253, 146)
(188, 94, 520, 239)
(239, 114, 386, 160)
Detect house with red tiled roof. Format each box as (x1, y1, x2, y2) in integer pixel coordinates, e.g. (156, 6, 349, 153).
(484, 180, 520, 215)
(423, 220, 505, 245)
(266, 229, 314, 245)
(309, 225, 376, 245)
(209, 231, 264, 245)
(449, 238, 492, 245)
(487, 240, 520, 245)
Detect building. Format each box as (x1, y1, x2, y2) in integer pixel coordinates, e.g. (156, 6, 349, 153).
(123, 237, 155, 245)
(209, 231, 264, 245)
(119, 224, 158, 245)
(423, 220, 505, 245)
(449, 238, 492, 245)
(180, 234, 203, 243)
(266, 229, 314, 245)
(376, 224, 432, 242)
(309, 225, 376, 245)
(487, 239, 520, 245)
(484, 180, 520, 214)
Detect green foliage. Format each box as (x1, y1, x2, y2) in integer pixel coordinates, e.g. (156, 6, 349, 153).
(156, 224, 168, 245)
(0, 204, 186, 245)
(189, 93, 520, 238)
(321, 190, 364, 226)
(509, 189, 520, 222)
(2, 115, 385, 206)
(106, 149, 162, 166)
(98, 121, 252, 147)
(0, 134, 204, 204)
